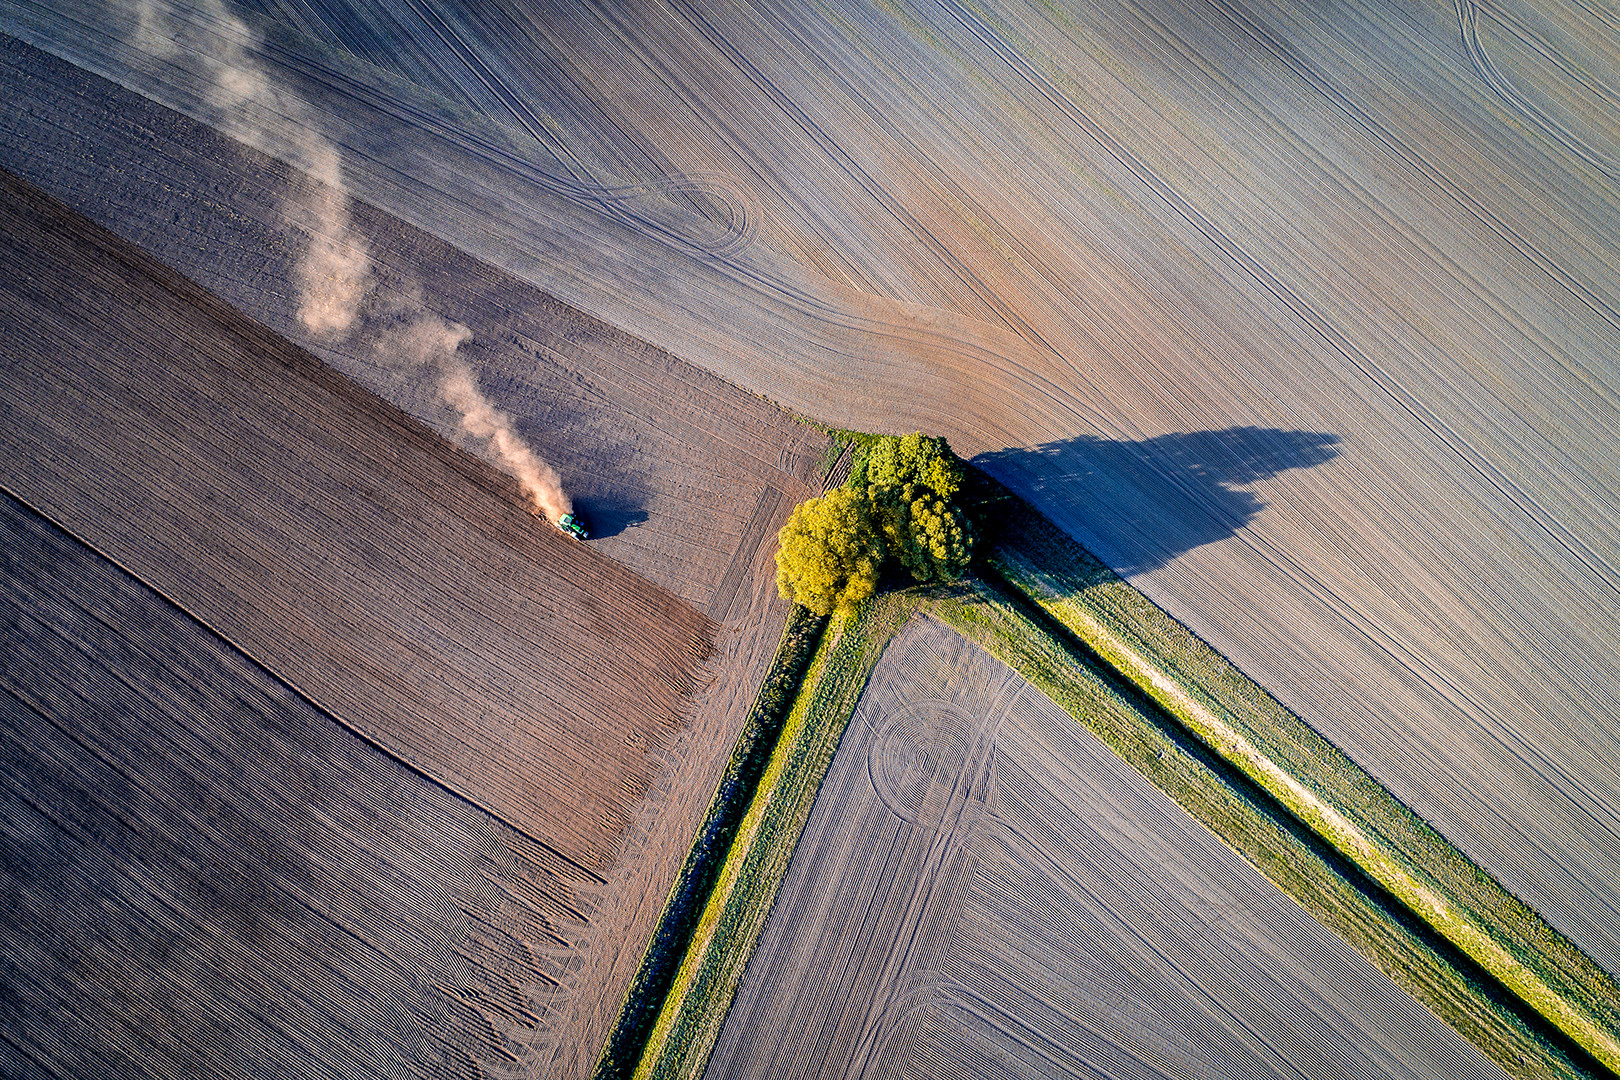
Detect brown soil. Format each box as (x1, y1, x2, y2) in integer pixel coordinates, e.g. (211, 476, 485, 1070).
(0, 166, 820, 1074)
(9, 0, 1609, 984)
(0, 492, 570, 1079)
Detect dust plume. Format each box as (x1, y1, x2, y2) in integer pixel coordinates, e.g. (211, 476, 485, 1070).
(378, 313, 573, 524)
(128, 0, 369, 334)
(440, 362, 573, 523)
(130, 1, 572, 523)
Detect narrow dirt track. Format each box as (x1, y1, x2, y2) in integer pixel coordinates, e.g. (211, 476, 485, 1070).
(5, 0, 1613, 982)
(710, 619, 1511, 1079)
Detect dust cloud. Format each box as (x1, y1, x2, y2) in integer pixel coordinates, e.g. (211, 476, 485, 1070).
(130, 0, 366, 333)
(441, 361, 573, 523)
(128, 0, 573, 523)
(378, 314, 573, 522)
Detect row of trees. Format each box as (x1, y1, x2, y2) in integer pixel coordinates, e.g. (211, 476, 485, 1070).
(775, 433, 976, 618)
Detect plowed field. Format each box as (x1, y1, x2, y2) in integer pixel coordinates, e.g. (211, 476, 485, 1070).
(5, 0, 1613, 983)
(0, 494, 568, 1078)
(0, 168, 715, 868)
(710, 618, 1511, 1080)
(0, 36, 828, 612)
(0, 168, 822, 1073)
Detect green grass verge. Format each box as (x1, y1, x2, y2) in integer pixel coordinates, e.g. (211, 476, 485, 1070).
(593, 605, 827, 1080)
(631, 590, 919, 1080)
(976, 496, 1620, 1077)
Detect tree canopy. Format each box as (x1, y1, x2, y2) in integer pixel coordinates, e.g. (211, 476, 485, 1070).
(774, 486, 885, 618)
(862, 432, 964, 500)
(873, 483, 974, 584)
(776, 433, 975, 618)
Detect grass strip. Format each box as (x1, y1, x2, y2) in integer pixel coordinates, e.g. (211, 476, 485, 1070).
(593, 604, 828, 1080)
(980, 495, 1620, 1077)
(932, 575, 1599, 1079)
(632, 590, 919, 1080)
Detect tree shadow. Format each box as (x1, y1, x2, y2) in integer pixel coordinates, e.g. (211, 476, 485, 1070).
(974, 427, 1340, 576)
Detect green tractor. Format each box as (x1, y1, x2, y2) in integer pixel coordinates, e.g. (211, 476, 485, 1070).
(554, 512, 589, 541)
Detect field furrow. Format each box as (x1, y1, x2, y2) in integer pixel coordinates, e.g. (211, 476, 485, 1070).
(0, 492, 567, 1078)
(3, 0, 1620, 1053)
(709, 619, 1511, 1079)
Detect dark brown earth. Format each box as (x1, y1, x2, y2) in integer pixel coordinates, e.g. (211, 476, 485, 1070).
(0, 167, 824, 1075)
(0, 492, 567, 1079)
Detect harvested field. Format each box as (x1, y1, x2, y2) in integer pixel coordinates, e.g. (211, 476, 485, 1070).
(709, 618, 1511, 1080)
(0, 491, 564, 1078)
(2, 0, 1615, 987)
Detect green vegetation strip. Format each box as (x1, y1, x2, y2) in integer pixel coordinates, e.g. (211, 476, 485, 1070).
(977, 498, 1620, 1078)
(594, 604, 828, 1080)
(631, 592, 918, 1080)
(600, 455, 1619, 1080)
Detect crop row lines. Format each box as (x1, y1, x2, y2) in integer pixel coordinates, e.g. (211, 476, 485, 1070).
(982, 510, 1620, 1077)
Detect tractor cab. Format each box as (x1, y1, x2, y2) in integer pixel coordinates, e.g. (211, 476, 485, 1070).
(555, 513, 589, 541)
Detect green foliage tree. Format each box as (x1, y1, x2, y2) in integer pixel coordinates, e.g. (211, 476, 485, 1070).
(778, 432, 975, 617)
(863, 432, 964, 500)
(873, 484, 975, 584)
(774, 486, 885, 619)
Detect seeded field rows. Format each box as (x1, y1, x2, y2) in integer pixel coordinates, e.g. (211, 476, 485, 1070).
(4, 0, 1615, 984)
(709, 618, 1510, 1080)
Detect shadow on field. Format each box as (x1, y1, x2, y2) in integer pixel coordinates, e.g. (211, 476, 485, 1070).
(975, 427, 1339, 576)
(584, 498, 651, 538)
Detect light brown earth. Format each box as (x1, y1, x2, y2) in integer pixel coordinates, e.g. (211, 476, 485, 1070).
(6, 0, 1613, 981)
(0, 168, 824, 1075)
(709, 617, 1510, 1080)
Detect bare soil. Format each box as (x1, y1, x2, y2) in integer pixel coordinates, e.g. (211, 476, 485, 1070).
(11, 0, 1615, 982)
(0, 167, 820, 1075)
(0, 493, 569, 1079)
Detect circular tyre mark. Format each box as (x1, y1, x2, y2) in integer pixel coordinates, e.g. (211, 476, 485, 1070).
(868, 700, 978, 830)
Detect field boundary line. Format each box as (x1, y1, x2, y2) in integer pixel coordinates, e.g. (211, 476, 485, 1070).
(605, 592, 917, 1080)
(0, 484, 603, 883)
(705, 486, 784, 622)
(982, 506, 1620, 1076)
(593, 602, 828, 1078)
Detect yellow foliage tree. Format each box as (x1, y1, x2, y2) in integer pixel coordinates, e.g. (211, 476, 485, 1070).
(862, 432, 964, 500)
(774, 487, 885, 619)
(778, 433, 975, 617)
